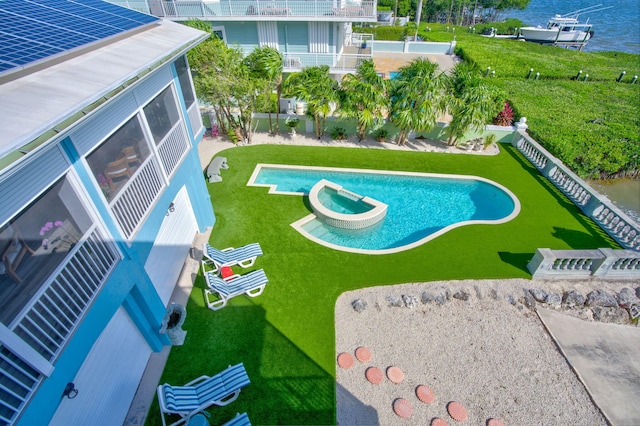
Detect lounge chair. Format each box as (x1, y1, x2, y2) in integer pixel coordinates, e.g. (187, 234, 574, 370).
(204, 269, 268, 311)
(157, 363, 250, 426)
(223, 413, 251, 426)
(201, 243, 263, 273)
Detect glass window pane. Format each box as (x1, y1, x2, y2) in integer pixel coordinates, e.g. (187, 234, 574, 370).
(0, 177, 92, 325)
(86, 116, 151, 202)
(175, 56, 195, 108)
(144, 86, 180, 144)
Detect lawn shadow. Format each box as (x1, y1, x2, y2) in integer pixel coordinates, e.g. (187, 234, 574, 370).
(156, 291, 345, 425)
(498, 251, 534, 274)
(502, 144, 618, 248)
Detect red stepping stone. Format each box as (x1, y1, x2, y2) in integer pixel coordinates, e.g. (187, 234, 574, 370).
(487, 419, 505, 426)
(355, 346, 372, 362)
(365, 367, 384, 384)
(431, 418, 449, 426)
(337, 352, 354, 369)
(416, 384, 435, 404)
(386, 366, 404, 384)
(392, 398, 412, 419)
(447, 401, 468, 422)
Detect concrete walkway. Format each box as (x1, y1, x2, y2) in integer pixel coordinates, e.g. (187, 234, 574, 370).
(537, 308, 640, 425)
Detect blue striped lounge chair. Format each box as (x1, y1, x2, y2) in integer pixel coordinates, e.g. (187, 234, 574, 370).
(201, 243, 263, 273)
(222, 412, 251, 426)
(204, 269, 268, 311)
(157, 363, 250, 426)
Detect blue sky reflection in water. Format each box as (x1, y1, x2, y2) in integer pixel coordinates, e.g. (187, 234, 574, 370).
(251, 166, 519, 252)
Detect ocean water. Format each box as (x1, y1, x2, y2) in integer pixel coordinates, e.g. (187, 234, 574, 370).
(506, 0, 640, 54)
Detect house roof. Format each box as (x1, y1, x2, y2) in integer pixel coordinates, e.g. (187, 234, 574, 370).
(0, 19, 207, 163)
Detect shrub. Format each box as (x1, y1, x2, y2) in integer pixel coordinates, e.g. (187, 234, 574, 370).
(493, 102, 514, 126)
(372, 127, 389, 140)
(331, 126, 347, 140)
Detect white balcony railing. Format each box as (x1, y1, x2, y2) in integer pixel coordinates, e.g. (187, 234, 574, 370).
(283, 52, 372, 72)
(108, 0, 376, 20)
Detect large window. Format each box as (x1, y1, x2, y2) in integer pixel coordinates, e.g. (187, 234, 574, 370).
(144, 86, 180, 144)
(175, 56, 195, 109)
(0, 177, 92, 326)
(86, 117, 151, 202)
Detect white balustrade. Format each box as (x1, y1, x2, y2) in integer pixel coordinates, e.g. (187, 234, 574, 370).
(513, 130, 640, 251)
(528, 248, 640, 279)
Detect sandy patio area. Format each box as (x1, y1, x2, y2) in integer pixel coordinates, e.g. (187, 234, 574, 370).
(335, 279, 615, 425)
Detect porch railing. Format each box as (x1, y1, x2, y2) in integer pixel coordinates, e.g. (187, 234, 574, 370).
(283, 52, 372, 72)
(1, 227, 119, 425)
(108, 0, 376, 20)
(110, 158, 165, 239)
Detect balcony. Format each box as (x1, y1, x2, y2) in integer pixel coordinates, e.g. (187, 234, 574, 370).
(108, 0, 377, 22)
(282, 33, 373, 73)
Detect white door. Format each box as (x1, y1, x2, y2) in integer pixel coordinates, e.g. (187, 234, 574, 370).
(145, 186, 197, 306)
(50, 307, 152, 426)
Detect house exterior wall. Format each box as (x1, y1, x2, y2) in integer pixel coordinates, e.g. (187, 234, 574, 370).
(1, 57, 214, 425)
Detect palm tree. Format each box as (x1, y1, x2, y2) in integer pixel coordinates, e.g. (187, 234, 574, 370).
(244, 46, 284, 135)
(445, 63, 503, 146)
(389, 58, 447, 145)
(283, 65, 340, 138)
(340, 60, 389, 142)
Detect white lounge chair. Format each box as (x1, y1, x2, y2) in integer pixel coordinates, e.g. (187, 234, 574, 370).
(157, 363, 250, 426)
(204, 269, 268, 311)
(202, 243, 263, 273)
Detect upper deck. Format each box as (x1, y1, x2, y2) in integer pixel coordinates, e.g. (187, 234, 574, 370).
(109, 0, 377, 22)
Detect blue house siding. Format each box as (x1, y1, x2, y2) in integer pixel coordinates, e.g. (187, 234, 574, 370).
(283, 22, 309, 53)
(5, 57, 214, 425)
(16, 261, 164, 425)
(216, 21, 260, 53)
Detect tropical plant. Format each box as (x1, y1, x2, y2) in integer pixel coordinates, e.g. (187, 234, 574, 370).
(445, 63, 503, 146)
(340, 60, 390, 142)
(285, 117, 299, 132)
(283, 66, 340, 138)
(330, 126, 347, 140)
(493, 101, 514, 126)
(185, 22, 261, 143)
(244, 46, 284, 135)
(372, 126, 389, 141)
(389, 58, 448, 145)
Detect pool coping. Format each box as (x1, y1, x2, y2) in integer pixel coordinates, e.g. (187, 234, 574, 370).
(248, 164, 521, 255)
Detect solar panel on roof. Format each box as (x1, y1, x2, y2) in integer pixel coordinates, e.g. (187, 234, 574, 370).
(0, 0, 159, 76)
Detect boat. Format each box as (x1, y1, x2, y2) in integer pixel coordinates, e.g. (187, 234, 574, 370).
(518, 4, 612, 48)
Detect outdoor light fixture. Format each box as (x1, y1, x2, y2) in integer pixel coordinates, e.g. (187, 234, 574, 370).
(166, 202, 175, 216)
(62, 382, 78, 399)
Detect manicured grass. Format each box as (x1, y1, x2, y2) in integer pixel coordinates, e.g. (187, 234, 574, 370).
(148, 144, 617, 425)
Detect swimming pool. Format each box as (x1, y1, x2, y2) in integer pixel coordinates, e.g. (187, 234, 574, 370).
(248, 164, 521, 254)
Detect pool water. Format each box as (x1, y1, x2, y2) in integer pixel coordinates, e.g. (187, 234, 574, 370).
(249, 165, 520, 253)
(318, 187, 373, 215)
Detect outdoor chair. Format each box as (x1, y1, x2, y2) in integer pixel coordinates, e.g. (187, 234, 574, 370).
(103, 157, 131, 192)
(201, 242, 263, 273)
(157, 363, 250, 426)
(223, 412, 251, 426)
(204, 269, 268, 311)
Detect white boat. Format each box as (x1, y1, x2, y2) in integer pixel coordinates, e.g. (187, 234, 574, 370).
(518, 5, 612, 46)
(519, 16, 593, 44)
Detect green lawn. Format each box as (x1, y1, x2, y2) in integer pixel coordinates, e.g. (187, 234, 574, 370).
(149, 143, 617, 425)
